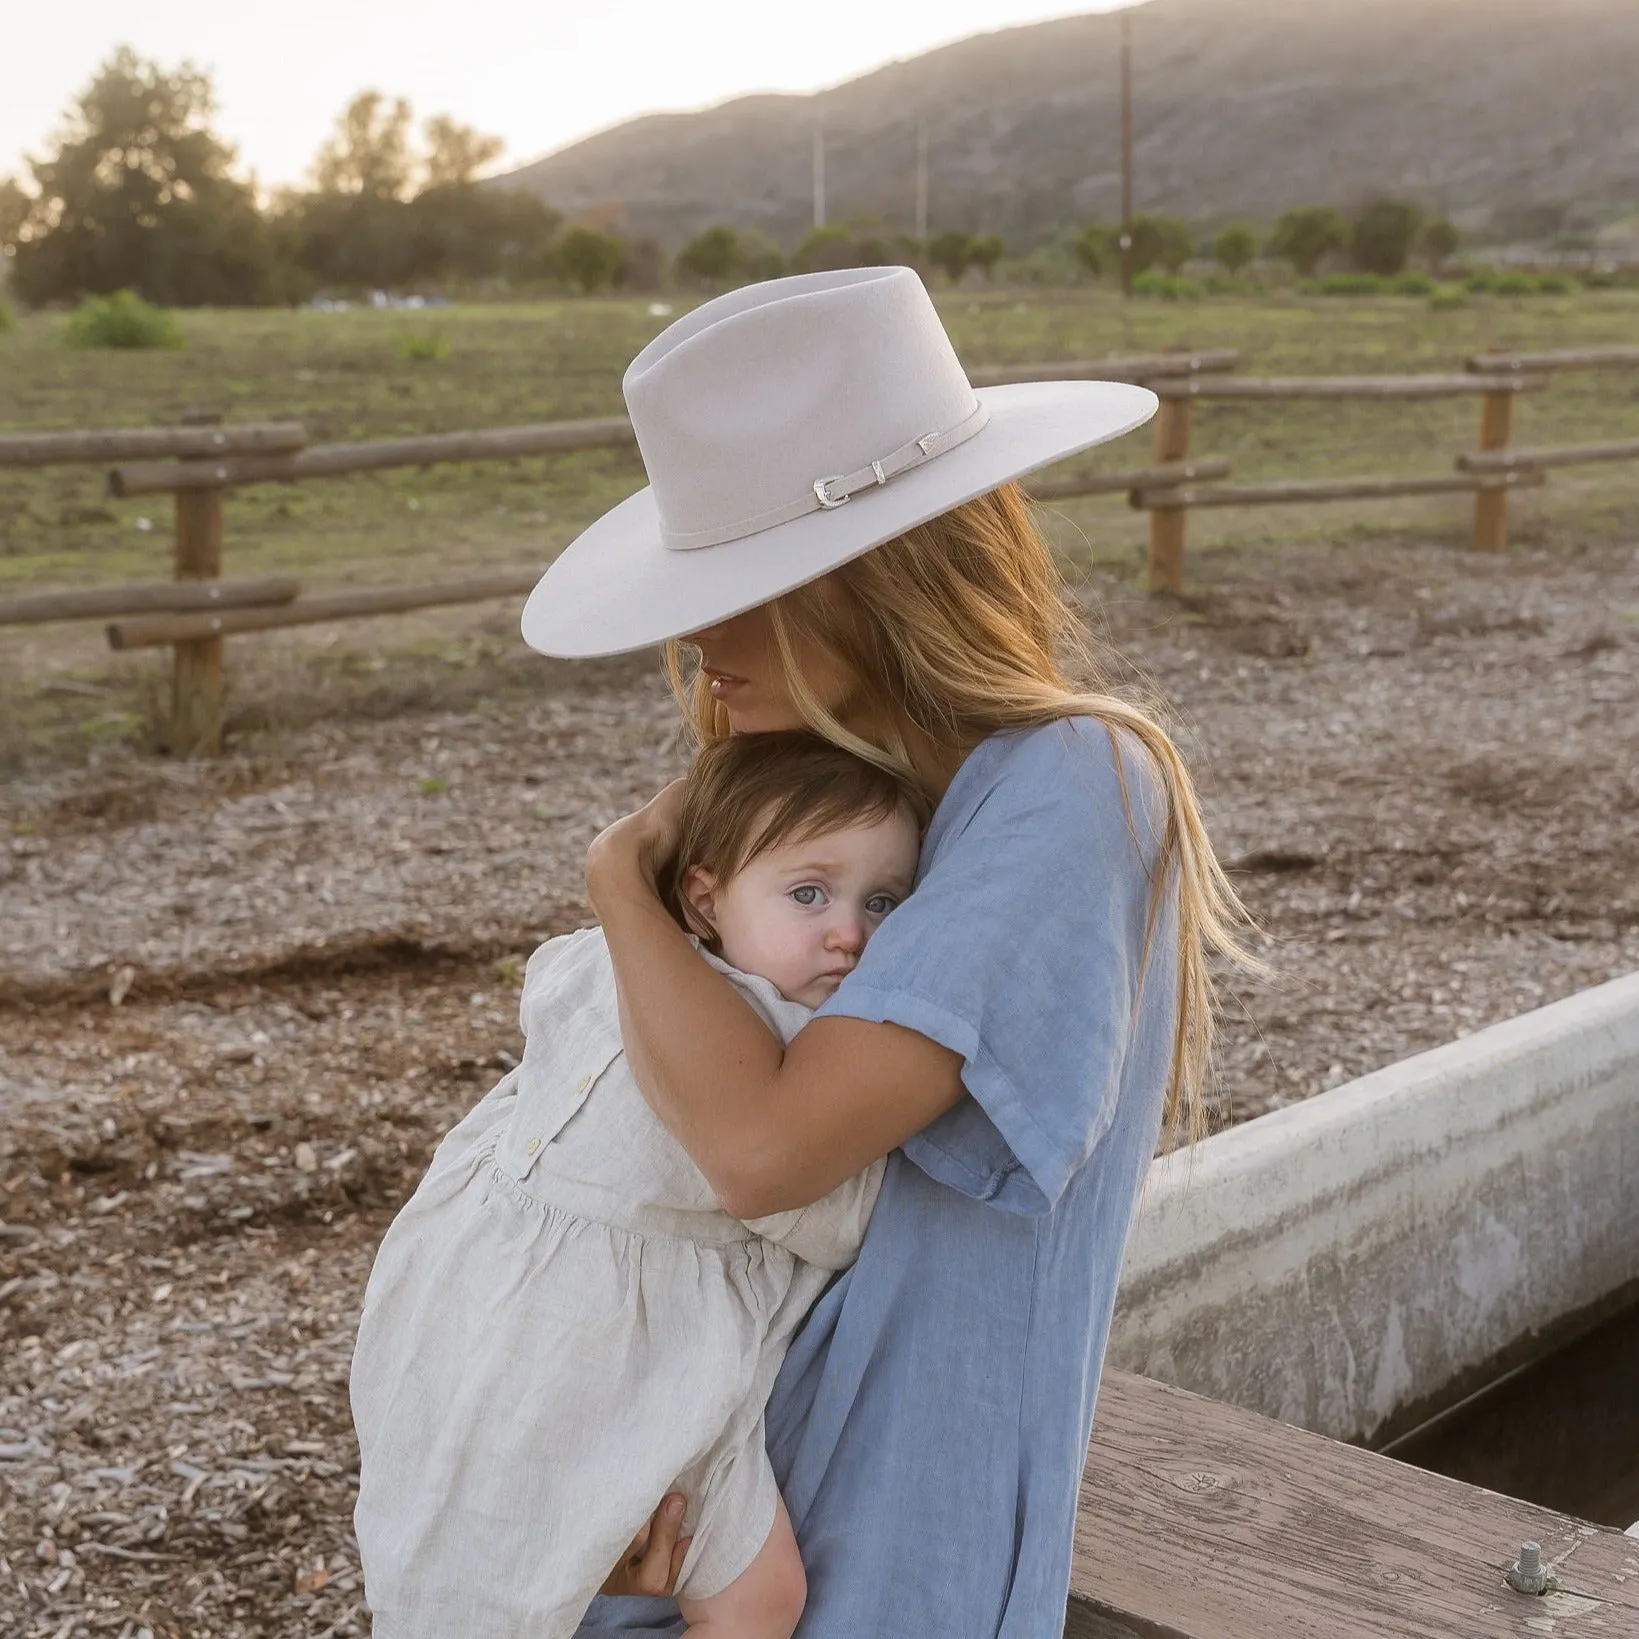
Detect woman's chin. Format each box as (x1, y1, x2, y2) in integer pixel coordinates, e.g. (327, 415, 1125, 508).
(725, 703, 804, 735)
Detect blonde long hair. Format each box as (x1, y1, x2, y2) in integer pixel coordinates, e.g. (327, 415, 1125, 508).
(663, 482, 1255, 1143)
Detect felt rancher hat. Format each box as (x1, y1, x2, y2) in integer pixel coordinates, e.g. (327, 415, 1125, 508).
(521, 266, 1157, 658)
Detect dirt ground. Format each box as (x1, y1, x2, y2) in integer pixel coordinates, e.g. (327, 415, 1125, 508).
(2, 524, 1637, 1638)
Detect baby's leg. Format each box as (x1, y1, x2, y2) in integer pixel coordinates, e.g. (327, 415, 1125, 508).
(676, 1495, 805, 1639)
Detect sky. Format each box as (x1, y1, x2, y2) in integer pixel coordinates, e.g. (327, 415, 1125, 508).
(5, 1, 1138, 190)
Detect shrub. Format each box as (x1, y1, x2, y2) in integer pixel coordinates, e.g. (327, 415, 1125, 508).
(0, 297, 13, 333)
(1390, 271, 1435, 296)
(1428, 284, 1470, 311)
(927, 230, 972, 282)
(394, 325, 449, 362)
(1211, 223, 1258, 273)
(1268, 206, 1350, 276)
(1132, 270, 1200, 300)
(1534, 273, 1574, 295)
(1419, 217, 1461, 274)
(967, 233, 1005, 281)
(1073, 223, 1114, 280)
(1463, 271, 1496, 294)
(1130, 214, 1194, 275)
(65, 290, 183, 349)
(675, 224, 742, 287)
(1490, 271, 1535, 296)
(1350, 199, 1423, 276)
(555, 225, 623, 294)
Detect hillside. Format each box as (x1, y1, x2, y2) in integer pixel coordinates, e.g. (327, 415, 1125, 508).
(496, 0, 1639, 250)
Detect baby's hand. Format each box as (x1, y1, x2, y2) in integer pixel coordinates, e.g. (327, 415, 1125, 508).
(586, 779, 687, 910)
(599, 1492, 691, 1597)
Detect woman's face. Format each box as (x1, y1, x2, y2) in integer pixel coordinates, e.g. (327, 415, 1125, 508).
(684, 595, 860, 735)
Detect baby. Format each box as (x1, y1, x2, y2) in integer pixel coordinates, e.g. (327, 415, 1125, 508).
(350, 731, 926, 1639)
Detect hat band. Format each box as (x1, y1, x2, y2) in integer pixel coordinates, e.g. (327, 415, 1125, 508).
(660, 398, 991, 553)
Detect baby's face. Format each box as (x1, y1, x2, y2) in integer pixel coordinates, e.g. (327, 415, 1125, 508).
(686, 809, 921, 1008)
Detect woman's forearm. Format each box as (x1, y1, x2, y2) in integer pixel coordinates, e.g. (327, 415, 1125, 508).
(586, 793, 966, 1217)
(595, 862, 791, 1208)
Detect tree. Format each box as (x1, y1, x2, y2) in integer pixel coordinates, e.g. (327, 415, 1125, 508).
(0, 178, 29, 257)
(8, 47, 277, 307)
(421, 115, 503, 190)
(1419, 216, 1461, 274)
(791, 226, 858, 274)
(676, 224, 743, 287)
(1074, 223, 1114, 280)
(556, 225, 623, 293)
(1267, 206, 1350, 276)
(312, 91, 414, 199)
(1351, 198, 1423, 277)
(928, 229, 972, 282)
(1211, 223, 1258, 274)
(968, 234, 1005, 281)
(1130, 214, 1193, 275)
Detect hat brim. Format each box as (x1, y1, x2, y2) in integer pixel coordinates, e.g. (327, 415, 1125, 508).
(521, 379, 1157, 659)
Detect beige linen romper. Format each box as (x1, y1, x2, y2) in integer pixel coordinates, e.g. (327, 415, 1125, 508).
(350, 927, 883, 1639)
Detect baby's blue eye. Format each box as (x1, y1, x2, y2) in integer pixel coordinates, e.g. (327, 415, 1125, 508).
(790, 885, 822, 906)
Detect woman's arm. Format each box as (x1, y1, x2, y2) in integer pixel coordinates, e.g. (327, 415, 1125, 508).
(588, 788, 964, 1220)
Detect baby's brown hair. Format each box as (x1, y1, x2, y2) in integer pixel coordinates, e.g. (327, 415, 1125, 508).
(658, 731, 931, 949)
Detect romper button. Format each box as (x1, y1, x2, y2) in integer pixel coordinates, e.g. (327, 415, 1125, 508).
(524, 1137, 541, 1156)
(575, 1076, 591, 1095)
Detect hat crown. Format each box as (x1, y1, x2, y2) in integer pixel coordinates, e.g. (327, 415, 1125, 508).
(623, 268, 982, 550)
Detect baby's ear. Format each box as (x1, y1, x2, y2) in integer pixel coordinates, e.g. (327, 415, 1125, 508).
(678, 866, 719, 942)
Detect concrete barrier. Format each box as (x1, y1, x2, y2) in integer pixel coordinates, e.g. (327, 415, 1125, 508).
(1110, 970, 1639, 1445)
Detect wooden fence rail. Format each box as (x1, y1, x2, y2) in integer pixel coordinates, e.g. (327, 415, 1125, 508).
(1466, 344, 1639, 375)
(110, 418, 637, 497)
(0, 422, 306, 467)
(12, 342, 1639, 755)
(106, 571, 543, 650)
(1130, 360, 1639, 589)
(0, 576, 299, 626)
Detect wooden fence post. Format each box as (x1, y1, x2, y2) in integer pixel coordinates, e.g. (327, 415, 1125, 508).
(1147, 395, 1193, 593)
(1471, 387, 1515, 553)
(170, 475, 225, 757)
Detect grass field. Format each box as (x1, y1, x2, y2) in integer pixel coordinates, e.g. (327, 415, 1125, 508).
(2, 286, 1637, 767)
(4, 286, 1639, 592)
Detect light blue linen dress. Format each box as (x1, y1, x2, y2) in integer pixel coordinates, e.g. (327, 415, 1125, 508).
(577, 716, 1178, 1638)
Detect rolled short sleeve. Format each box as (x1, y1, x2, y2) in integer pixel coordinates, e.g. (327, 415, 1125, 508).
(815, 718, 1176, 1215)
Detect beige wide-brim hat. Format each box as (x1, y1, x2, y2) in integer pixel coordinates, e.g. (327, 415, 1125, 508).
(522, 266, 1156, 658)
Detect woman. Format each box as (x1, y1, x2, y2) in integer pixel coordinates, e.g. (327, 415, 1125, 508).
(520, 267, 1247, 1635)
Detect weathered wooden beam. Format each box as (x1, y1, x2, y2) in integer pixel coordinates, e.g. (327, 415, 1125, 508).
(1150, 374, 1547, 402)
(0, 422, 305, 468)
(1029, 458, 1230, 501)
(1467, 345, 1639, 375)
(108, 418, 638, 495)
(0, 576, 299, 626)
(1471, 387, 1517, 553)
(1131, 470, 1546, 510)
(170, 488, 224, 757)
(1147, 400, 1194, 594)
(1458, 436, 1639, 473)
(1068, 1371, 1639, 1639)
(107, 570, 542, 650)
(970, 350, 1239, 387)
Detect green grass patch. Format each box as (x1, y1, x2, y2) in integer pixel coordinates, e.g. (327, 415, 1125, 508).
(65, 290, 184, 350)
(1132, 271, 1201, 300)
(393, 325, 451, 363)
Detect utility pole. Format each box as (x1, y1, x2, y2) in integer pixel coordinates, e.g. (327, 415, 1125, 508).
(1119, 6, 1135, 298)
(812, 128, 826, 230)
(915, 125, 929, 245)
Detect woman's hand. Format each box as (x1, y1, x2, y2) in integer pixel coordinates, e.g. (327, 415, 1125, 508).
(586, 778, 687, 917)
(598, 1493, 691, 1597)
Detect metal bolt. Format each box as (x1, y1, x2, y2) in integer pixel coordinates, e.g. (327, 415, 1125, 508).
(1505, 1540, 1555, 1596)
